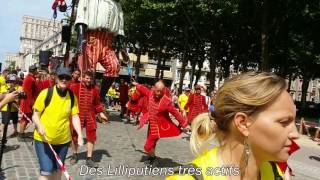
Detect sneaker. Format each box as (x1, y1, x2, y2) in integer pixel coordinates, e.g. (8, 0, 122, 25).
(86, 158, 98, 168)
(70, 154, 78, 165)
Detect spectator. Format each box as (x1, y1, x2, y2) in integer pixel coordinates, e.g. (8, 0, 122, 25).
(32, 67, 83, 180)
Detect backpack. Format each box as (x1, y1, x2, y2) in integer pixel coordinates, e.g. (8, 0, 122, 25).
(42, 87, 75, 113)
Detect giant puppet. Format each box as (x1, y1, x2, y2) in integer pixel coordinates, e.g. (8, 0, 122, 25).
(75, 0, 128, 103)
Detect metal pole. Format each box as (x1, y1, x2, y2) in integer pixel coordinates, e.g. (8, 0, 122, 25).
(0, 103, 12, 169)
(64, 0, 77, 67)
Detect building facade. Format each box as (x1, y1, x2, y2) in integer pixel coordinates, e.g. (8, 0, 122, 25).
(20, 15, 61, 55)
(4, 53, 22, 70)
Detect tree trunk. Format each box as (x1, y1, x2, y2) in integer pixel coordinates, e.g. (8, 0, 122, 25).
(301, 75, 310, 105)
(261, 0, 270, 71)
(160, 56, 166, 79)
(178, 55, 188, 94)
(195, 60, 203, 85)
(287, 73, 292, 92)
(190, 60, 196, 88)
(135, 51, 141, 81)
(155, 47, 162, 80)
(208, 43, 216, 92)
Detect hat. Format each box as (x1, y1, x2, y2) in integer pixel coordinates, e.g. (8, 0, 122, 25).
(184, 87, 191, 91)
(56, 67, 71, 77)
(29, 65, 37, 72)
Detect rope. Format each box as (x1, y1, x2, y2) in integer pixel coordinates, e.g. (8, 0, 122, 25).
(12, 103, 73, 180)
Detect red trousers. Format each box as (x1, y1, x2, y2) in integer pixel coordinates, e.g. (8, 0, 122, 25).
(71, 124, 97, 143)
(80, 30, 120, 77)
(144, 135, 159, 153)
(20, 113, 32, 125)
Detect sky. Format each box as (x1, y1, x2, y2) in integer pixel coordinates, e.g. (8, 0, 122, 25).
(0, 0, 71, 64)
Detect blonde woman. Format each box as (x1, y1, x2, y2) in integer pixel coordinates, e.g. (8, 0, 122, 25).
(167, 72, 299, 180)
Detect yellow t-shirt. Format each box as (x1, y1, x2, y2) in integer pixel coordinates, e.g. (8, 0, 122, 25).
(166, 147, 283, 180)
(0, 85, 22, 112)
(33, 87, 79, 144)
(107, 87, 117, 98)
(0, 75, 7, 93)
(178, 93, 189, 112)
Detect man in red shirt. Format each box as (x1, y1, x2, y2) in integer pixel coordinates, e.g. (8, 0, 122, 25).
(19, 65, 38, 140)
(69, 71, 108, 167)
(71, 69, 81, 85)
(184, 85, 208, 123)
(133, 80, 189, 166)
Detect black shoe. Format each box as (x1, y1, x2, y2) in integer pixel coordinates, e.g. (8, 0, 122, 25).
(144, 156, 156, 167)
(70, 154, 78, 165)
(86, 158, 98, 168)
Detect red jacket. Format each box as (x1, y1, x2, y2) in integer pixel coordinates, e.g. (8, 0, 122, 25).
(70, 83, 104, 130)
(185, 93, 208, 122)
(136, 84, 187, 138)
(20, 74, 38, 113)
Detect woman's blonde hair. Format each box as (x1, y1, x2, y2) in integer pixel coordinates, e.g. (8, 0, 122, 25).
(190, 72, 287, 155)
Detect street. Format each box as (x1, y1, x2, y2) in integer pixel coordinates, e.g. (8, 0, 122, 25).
(0, 111, 320, 180)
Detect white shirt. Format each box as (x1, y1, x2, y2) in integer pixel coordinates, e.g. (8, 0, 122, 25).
(75, 0, 124, 35)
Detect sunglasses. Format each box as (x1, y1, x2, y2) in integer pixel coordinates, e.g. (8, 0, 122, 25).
(58, 75, 71, 81)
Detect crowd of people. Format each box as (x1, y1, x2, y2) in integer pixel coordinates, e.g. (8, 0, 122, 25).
(0, 66, 301, 180)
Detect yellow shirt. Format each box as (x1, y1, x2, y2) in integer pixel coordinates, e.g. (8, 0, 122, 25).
(0, 75, 7, 93)
(107, 87, 117, 98)
(166, 147, 283, 180)
(178, 93, 189, 112)
(0, 85, 22, 112)
(33, 87, 79, 144)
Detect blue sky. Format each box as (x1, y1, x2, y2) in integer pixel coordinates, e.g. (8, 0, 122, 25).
(0, 0, 71, 63)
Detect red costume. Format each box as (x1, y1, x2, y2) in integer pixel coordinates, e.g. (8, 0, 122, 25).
(20, 73, 38, 124)
(184, 93, 208, 122)
(277, 140, 300, 173)
(119, 82, 129, 106)
(127, 91, 141, 113)
(70, 83, 104, 143)
(136, 84, 188, 153)
(37, 79, 55, 91)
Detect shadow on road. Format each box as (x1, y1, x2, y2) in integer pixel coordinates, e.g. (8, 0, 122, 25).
(74, 149, 112, 162)
(3, 144, 20, 153)
(309, 155, 320, 161)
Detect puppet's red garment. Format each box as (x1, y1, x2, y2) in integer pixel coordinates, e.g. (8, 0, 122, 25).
(70, 83, 104, 142)
(136, 84, 188, 152)
(184, 93, 208, 122)
(277, 140, 300, 173)
(52, 0, 66, 11)
(20, 74, 38, 124)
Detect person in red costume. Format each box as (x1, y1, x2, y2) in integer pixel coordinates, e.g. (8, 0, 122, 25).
(277, 140, 300, 179)
(69, 71, 108, 167)
(70, 69, 81, 85)
(119, 79, 129, 119)
(132, 80, 190, 167)
(18, 65, 38, 140)
(184, 85, 208, 123)
(37, 72, 55, 91)
(126, 89, 141, 124)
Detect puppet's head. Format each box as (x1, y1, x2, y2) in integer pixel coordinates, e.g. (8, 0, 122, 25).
(52, 0, 67, 13)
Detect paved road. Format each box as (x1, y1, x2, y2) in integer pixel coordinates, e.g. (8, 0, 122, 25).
(0, 111, 319, 180)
